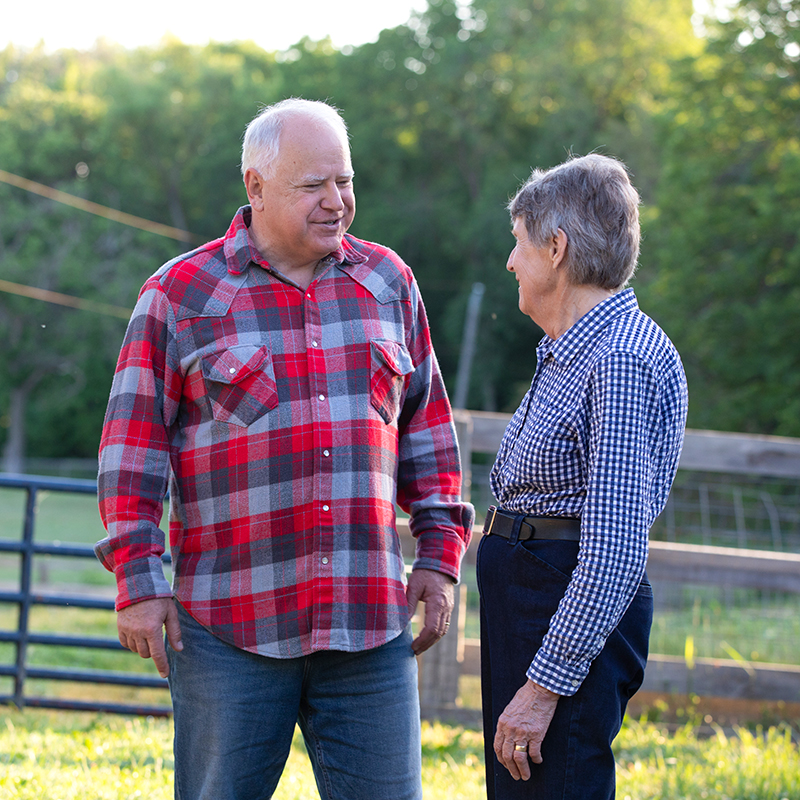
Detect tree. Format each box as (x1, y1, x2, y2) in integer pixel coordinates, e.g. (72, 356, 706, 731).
(640, 0, 800, 435)
(0, 0, 715, 466)
(331, 0, 701, 411)
(0, 41, 288, 470)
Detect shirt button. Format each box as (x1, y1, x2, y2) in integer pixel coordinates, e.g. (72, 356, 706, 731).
(312, 340, 319, 347)
(571, 680, 579, 687)
(323, 450, 330, 457)
(318, 394, 325, 401)
(229, 368, 236, 374)
(322, 557, 329, 565)
(323, 505, 330, 512)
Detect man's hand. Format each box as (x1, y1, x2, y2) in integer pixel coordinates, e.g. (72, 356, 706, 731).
(117, 597, 183, 678)
(494, 679, 560, 780)
(406, 568, 454, 655)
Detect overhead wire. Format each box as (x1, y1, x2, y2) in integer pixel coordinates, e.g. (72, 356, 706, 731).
(0, 278, 133, 320)
(0, 169, 198, 243)
(0, 168, 200, 318)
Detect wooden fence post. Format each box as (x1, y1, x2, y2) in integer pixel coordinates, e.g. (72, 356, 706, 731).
(418, 583, 468, 717)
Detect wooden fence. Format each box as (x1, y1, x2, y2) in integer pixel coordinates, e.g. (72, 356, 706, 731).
(412, 411, 800, 720)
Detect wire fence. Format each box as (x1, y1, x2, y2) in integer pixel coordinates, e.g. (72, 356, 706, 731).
(654, 470, 800, 552)
(468, 461, 800, 671)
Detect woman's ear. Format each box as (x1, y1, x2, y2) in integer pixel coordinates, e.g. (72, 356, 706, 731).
(552, 228, 568, 268)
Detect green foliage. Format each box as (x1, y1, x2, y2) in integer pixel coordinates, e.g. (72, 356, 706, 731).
(1, 0, 795, 459)
(639, 0, 800, 435)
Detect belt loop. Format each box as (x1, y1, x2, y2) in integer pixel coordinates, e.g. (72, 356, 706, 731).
(508, 513, 524, 546)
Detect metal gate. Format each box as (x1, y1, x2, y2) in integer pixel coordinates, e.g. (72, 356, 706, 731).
(0, 474, 171, 716)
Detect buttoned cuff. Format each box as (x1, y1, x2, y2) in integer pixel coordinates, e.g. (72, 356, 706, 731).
(526, 649, 592, 697)
(113, 556, 173, 612)
(412, 525, 468, 584)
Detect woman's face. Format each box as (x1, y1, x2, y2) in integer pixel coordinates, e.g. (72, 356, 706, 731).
(506, 217, 557, 322)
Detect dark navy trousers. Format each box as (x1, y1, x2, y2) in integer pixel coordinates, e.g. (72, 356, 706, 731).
(477, 533, 652, 800)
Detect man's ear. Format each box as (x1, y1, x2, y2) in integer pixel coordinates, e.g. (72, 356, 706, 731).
(244, 168, 265, 211)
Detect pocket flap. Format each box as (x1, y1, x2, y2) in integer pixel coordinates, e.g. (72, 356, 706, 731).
(371, 339, 415, 378)
(201, 345, 270, 385)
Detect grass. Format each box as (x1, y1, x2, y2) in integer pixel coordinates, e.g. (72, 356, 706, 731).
(3, 486, 800, 710)
(460, 565, 800, 667)
(1, 708, 798, 799)
(2, 484, 800, 798)
(650, 588, 800, 665)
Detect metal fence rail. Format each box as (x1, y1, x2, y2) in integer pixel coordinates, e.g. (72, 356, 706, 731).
(0, 473, 170, 716)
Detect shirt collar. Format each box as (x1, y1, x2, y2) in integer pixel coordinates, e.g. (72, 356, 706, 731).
(223, 205, 367, 276)
(537, 287, 639, 366)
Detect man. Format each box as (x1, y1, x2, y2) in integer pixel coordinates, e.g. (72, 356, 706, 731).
(95, 98, 473, 800)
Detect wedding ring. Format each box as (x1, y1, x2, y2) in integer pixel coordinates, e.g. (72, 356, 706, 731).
(514, 744, 527, 752)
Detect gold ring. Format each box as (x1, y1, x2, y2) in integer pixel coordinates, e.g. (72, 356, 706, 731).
(514, 744, 527, 752)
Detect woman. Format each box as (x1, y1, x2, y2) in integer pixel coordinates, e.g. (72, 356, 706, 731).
(477, 154, 688, 799)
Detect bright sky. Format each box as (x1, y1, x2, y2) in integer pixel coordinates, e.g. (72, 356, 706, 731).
(2, 0, 431, 53)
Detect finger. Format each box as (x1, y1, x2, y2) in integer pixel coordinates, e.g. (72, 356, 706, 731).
(513, 745, 532, 781)
(134, 637, 152, 659)
(147, 631, 170, 678)
(411, 606, 450, 654)
(501, 739, 523, 781)
(411, 624, 438, 655)
(406, 580, 423, 614)
(493, 730, 518, 781)
(119, 631, 150, 658)
(528, 739, 544, 765)
(164, 602, 183, 653)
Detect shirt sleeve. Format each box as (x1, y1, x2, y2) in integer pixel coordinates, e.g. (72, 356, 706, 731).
(94, 280, 181, 610)
(395, 279, 475, 581)
(527, 351, 661, 695)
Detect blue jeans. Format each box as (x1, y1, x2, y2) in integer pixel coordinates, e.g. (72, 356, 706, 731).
(167, 603, 422, 800)
(477, 533, 652, 800)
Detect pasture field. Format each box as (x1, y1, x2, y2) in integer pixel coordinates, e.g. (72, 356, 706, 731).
(3, 484, 800, 713)
(1, 487, 800, 797)
(1, 708, 798, 799)
(3, 486, 800, 667)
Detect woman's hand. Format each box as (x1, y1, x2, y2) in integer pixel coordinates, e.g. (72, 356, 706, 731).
(493, 679, 560, 780)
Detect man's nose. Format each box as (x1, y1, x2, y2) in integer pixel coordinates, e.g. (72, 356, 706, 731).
(322, 182, 344, 210)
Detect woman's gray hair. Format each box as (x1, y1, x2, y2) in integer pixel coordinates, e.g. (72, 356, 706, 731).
(508, 154, 641, 290)
(241, 98, 349, 177)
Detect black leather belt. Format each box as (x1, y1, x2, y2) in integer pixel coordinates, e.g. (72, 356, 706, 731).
(483, 506, 581, 542)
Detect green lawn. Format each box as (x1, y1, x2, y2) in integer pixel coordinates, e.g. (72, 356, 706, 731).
(1, 708, 798, 799)
(2, 488, 800, 797)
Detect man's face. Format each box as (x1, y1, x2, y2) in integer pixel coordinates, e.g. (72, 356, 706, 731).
(248, 115, 356, 270)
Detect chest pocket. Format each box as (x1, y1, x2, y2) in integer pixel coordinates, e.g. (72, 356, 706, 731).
(370, 339, 415, 425)
(200, 344, 278, 427)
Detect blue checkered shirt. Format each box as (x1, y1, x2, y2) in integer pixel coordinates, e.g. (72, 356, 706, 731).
(490, 288, 688, 695)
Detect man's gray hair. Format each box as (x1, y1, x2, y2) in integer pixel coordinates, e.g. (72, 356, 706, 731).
(508, 154, 641, 290)
(241, 98, 349, 177)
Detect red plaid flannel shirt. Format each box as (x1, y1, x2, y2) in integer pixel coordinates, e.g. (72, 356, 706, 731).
(96, 206, 473, 657)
